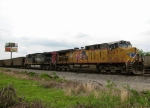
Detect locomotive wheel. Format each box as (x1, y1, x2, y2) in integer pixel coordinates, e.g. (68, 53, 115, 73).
(58, 68, 62, 71)
(49, 66, 54, 70)
(131, 62, 144, 75)
(64, 68, 67, 71)
(41, 65, 46, 70)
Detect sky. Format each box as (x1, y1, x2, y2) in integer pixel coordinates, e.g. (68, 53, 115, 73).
(0, 0, 150, 59)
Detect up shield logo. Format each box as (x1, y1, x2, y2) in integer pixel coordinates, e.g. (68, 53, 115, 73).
(127, 53, 136, 58)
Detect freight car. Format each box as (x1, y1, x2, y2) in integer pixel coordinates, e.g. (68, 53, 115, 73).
(3, 59, 12, 67)
(143, 56, 150, 67)
(13, 57, 25, 67)
(0, 40, 145, 74)
(143, 56, 150, 73)
(0, 57, 25, 67)
(0, 60, 4, 66)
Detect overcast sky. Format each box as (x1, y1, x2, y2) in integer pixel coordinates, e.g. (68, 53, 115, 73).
(0, 0, 150, 59)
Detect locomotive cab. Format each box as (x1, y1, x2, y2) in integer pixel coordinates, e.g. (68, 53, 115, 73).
(108, 40, 128, 63)
(34, 54, 51, 64)
(25, 54, 37, 64)
(106, 40, 144, 74)
(109, 40, 144, 74)
(56, 49, 72, 70)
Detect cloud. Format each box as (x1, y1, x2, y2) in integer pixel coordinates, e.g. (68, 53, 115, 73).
(139, 19, 150, 36)
(28, 38, 75, 48)
(145, 20, 150, 24)
(1, 0, 150, 59)
(75, 33, 89, 38)
(141, 31, 150, 35)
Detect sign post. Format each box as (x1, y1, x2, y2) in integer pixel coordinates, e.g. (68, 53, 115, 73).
(11, 48, 12, 59)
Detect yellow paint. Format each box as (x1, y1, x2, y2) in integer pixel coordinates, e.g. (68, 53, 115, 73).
(65, 47, 138, 64)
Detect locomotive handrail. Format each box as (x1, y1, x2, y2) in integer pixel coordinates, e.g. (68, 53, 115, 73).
(131, 55, 136, 63)
(126, 54, 136, 64)
(126, 56, 131, 64)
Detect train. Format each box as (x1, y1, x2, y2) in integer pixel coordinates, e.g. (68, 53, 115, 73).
(0, 40, 150, 74)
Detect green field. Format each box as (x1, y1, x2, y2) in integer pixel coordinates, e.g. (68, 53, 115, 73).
(0, 68, 150, 108)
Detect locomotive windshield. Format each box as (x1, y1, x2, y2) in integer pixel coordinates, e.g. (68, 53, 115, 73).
(119, 41, 132, 48)
(126, 41, 132, 47)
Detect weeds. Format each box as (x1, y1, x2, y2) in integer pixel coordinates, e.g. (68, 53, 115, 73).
(14, 101, 46, 108)
(38, 72, 61, 81)
(128, 89, 150, 107)
(0, 67, 3, 70)
(27, 72, 37, 77)
(0, 85, 22, 108)
(19, 71, 28, 74)
(0, 85, 46, 108)
(6, 69, 11, 72)
(106, 80, 116, 89)
(51, 72, 59, 79)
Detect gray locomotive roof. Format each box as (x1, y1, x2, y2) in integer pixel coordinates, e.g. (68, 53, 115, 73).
(85, 40, 128, 47)
(43, 49, 73, 54)
(85, 43, 107, 47)
(108, 40, 127, 45)
(56, 49, 73, 53)
(43, 52, 53, 54)
(27, 53, 42, 55)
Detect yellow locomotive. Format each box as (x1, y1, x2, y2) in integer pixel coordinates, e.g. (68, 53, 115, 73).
(57, 40, 144, 74)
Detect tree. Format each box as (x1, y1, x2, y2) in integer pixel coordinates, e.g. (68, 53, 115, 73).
(138, 49, 150, 56)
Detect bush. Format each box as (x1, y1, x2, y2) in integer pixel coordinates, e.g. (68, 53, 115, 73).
(51, 72, 59, 79)
(39, 73, 52, 79)
(20, 71, 28, 74)
(0, 85, 46, 108)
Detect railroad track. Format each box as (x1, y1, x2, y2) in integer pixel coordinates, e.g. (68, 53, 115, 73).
(2, 67, 150, 77)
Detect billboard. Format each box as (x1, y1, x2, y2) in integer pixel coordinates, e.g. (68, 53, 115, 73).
(5, 47, 18, 52)
(5, 42, 18, 52)
(5, 42, 18, 47)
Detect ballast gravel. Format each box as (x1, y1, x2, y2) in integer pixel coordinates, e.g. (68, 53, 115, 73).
(3, 68, 150, 91)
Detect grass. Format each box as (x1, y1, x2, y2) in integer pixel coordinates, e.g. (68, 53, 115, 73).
(0, 68, 150, 108)
(0, 72, 116, 108)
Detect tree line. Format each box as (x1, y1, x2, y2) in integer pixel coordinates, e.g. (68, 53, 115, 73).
(138, 49, 150, 56)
